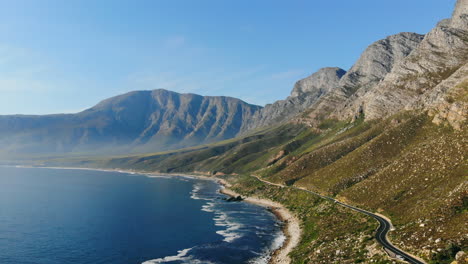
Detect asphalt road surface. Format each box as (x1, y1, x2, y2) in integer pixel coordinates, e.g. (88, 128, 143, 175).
(252, 175, 426, 264)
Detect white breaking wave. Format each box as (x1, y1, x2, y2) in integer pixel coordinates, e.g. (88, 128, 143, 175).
(190, 183, 211, 201)
(145, 174, 172, 179)
(270, 230, 286, 252)
(201, 202, 216, 212)
(142, 248, 192, 263)
(190, 181, 243, 243)
(213, 211, 243, 242)
(247, 230, 286, 264)
(141, 247, 215, 264)
(248, 254, 270, 264)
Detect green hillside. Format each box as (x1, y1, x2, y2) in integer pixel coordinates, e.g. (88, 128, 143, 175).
(41, 109, 467, 263)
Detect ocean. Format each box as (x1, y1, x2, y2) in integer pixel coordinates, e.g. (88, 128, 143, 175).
(0, 166, 284, 264)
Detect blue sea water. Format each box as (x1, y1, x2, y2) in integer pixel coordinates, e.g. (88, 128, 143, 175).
(0, 167, 284, 264)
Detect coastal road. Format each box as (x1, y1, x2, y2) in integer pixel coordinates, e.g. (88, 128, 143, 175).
(251, 175, 426, 264)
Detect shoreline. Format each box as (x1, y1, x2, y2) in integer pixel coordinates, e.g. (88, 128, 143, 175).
(217, 179, 301, 264)
(7, 165, 301, 264)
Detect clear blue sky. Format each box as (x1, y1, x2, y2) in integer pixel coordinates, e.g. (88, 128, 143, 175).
(0, 0, 456, 114)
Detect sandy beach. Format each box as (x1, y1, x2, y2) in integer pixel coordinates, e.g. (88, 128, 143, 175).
(217, 179, 301, 264)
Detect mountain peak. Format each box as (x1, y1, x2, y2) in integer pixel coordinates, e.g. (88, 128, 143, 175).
(290, 67, 346, 97)
(0, 89, 262, 155)
(353, 0, 468, 121)
(338, 32, 424, 96)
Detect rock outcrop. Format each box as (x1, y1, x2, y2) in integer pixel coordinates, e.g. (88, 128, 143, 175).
(243, 67, 345, 131)
(290, 67, 346, 97)
(244, 31, 426, 131)
(296, 32, 424, 124)
(426, 64, 468, 130)
(287, 0, 467, 130)
(341, 0, 468, 122)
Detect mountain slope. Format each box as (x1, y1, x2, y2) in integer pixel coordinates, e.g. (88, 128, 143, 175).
(0, 89, 262, 156)
(40, 2, 468, 263)
(243, 67, 346, 131)
(43, 111, 467, 263)
(299, 32, 425, 125)
(7, 1, 468, 263)
(243, 31, 424, 132)
(332, 0, 468, 124)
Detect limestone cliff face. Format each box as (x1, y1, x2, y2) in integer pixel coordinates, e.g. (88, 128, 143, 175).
(243, 67, 345, 131)
(426, 64, 468, 130)
(341, 0, 468, 123)
(290, 67, 346, 97)
(338, 32, 425, 97)
(452, 0, 468, 30)
(286, 0, 467, 130)
(295, 32, 424, 124)
(244, 31, 425, 132)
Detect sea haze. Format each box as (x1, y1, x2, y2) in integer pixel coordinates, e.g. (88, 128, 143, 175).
(0, 167, 284, 264)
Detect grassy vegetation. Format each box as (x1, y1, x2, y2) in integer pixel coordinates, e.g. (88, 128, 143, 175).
(218, 174, 391, 264)
(42, 124, 306, 174)
(40, 110, 467, 263)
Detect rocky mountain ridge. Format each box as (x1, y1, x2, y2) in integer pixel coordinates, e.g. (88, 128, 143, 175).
(343, 0, 468, 124)
(244, 32, 426, 131)
(2, 0, 466, 159)
(7, 2, 468, 263)
(246, 0, 467, 133)
(242, 67, 346, 131)
(0, 89, 261, 155)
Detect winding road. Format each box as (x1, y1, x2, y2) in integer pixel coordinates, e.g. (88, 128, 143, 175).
(252, 175, 426, 264)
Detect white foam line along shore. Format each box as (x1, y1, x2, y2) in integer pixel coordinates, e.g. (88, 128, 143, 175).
(217, 179, 301, 264)
(10, 165, 300, 264)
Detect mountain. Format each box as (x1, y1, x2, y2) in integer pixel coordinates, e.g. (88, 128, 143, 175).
(41, 1, 468, 263)
(284, 0, 468, 129)
(337, 1, 468, 123)
(297, 32, 426, 126)
(244, 32, 425, 131)
(4, 1, 468, 263)
(0, 89, 262, 156)
(242, 67, 346, 131)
